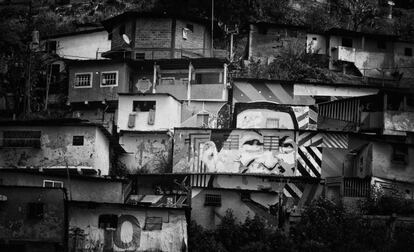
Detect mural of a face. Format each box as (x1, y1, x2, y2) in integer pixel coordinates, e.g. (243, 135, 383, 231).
(201, 130, 297, 175)
(237, 109, 296, 129)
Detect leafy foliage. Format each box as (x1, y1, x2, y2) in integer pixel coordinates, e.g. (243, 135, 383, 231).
(190, 198, 414, 252)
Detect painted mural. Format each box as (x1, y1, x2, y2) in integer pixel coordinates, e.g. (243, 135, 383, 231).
(69, 208, 187, 252)
(234, 103, 318, 130)
(232, 81, 315, 105)
(172, 129, 349, 178)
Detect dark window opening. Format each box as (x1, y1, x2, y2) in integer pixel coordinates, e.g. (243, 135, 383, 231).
(392, 145, 408, 164)
(27, 202, 44, 220)
(119, 24, 125, 36)
(46, 41, 57, 53)
(204, 194, 221, 206)
(197, 113, 209, 127)
(133, 101, 156, 112)
(51, 64, 60, 82)
(144, 217, 162, 231)
(240, 192, 251, 202)
(99, 214, 118, 229)
(405, 48, 413, 57)
(72, 136, 84, 146)
(194, 73, 221, 84)
(377, 41, 386, 50)
(342, 37, 353, 48)
(108, 32, 112, 40)
(43, 180, 63, 188)
(2, 131, 41, 148)
(186, 24, 194, 32)
(387, 94, 404, 111)
(135, 53, 145, 60)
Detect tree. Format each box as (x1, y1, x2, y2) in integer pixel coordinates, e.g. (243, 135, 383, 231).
(333, 0, 379, 31)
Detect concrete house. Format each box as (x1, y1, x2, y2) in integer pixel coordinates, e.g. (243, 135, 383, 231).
(101, 11, 225, 60)
(0, 185, 67, 252)
(0, 119, 125, 176)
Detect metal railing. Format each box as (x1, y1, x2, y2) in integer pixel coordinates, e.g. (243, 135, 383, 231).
(343, 178, 371, 198)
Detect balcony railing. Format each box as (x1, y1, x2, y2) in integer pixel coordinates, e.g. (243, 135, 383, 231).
(128, 48, 228, 60)
(344, 178, 371, 197)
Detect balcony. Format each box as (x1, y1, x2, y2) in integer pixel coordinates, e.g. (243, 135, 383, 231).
(105, 48, 228, 60)
(331, 46, 356, 63)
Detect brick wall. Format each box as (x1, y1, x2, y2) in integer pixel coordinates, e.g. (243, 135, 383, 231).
(174, 20, 209, 53)
(135, 18, 172, 48)
(249, 24, 307, 59)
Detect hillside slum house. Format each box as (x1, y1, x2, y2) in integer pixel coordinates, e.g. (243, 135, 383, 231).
(1, 7, 414, 251)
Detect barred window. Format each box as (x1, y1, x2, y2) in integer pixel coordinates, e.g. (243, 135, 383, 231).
(101, 71, 118, 87)
(74, 73, 92, 88)
(223, 134, 239, 150)
(263, 136, 279, 151)
(2, 131, 41, 148)
(266, 118, 279, 128)
(204, 194, 221, 206)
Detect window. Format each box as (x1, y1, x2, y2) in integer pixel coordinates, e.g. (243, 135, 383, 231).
(27, 202, 44, 220)
(204, 194, 221, 206)
(101, 71, 118, 87)
(392, 145, 408, 164)
(108, 32, 112, 40)
(144, 217, 162, 231)
(186, 24, 194, 32)
(257, 26, 268, 35)
(266, 118, 279, 128)
(43, 180, 63, 188)
(405, 48, 413, 57)
(2, 131, 41, 148)
(74, 73, 92, 88)
(223, 134, 239, 150)
(160, 77, 175, 85)
(263, 136, 279, 151)
(99, 214, 118, 229)
(133, 101, 156, 112)
(240, 192, 251, 202)
(377, 41, 386, 50)
(194, 72, 221, 84)
(342, 37, 353, 48)
(72, 136, 84, 146)
(135, 53, 145, 60)
(197, 113, 209, 127)
(46, 40, 57, 53)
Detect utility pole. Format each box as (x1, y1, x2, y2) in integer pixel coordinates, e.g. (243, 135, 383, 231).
(225, 24, 239, 62)
(24, 1, 34, 116)
(211, 0, 214, 56)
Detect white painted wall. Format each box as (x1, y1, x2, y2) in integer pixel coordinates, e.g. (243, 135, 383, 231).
(93, 127, 111, 176)
(306, 33, 327, 54)
(53, 31, 111, 60)
(117, 95, 181, 132)
(294, 84, 379, 97)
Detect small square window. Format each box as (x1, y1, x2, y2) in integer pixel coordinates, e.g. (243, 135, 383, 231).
(392, 145, 408, 164)
(186, 24, 194, 32)
(135, 53, 145, 60)
(72, 136, 84, 146)
(133, 101, 156, 112)
(74, 73, 92, 88)
(342, 37, 353, 48)
(160, 77, 175, 85)
(405, 48, 413, 57)
(144, 217, 162, 231)
(27, 202, 44, 220)
(204, 194, 221, 206)
(101, 71, 118, 87)
(266, 118, 279, 128)
(99, 214, 118, 229)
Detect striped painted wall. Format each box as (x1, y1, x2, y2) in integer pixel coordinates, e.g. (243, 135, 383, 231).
(233, 81, 315, 105)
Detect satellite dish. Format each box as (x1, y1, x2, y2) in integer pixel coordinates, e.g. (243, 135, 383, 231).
(122, 34, 131, 45)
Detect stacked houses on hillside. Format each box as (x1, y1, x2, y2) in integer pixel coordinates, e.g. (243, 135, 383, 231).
(1, 11, 414, 251)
